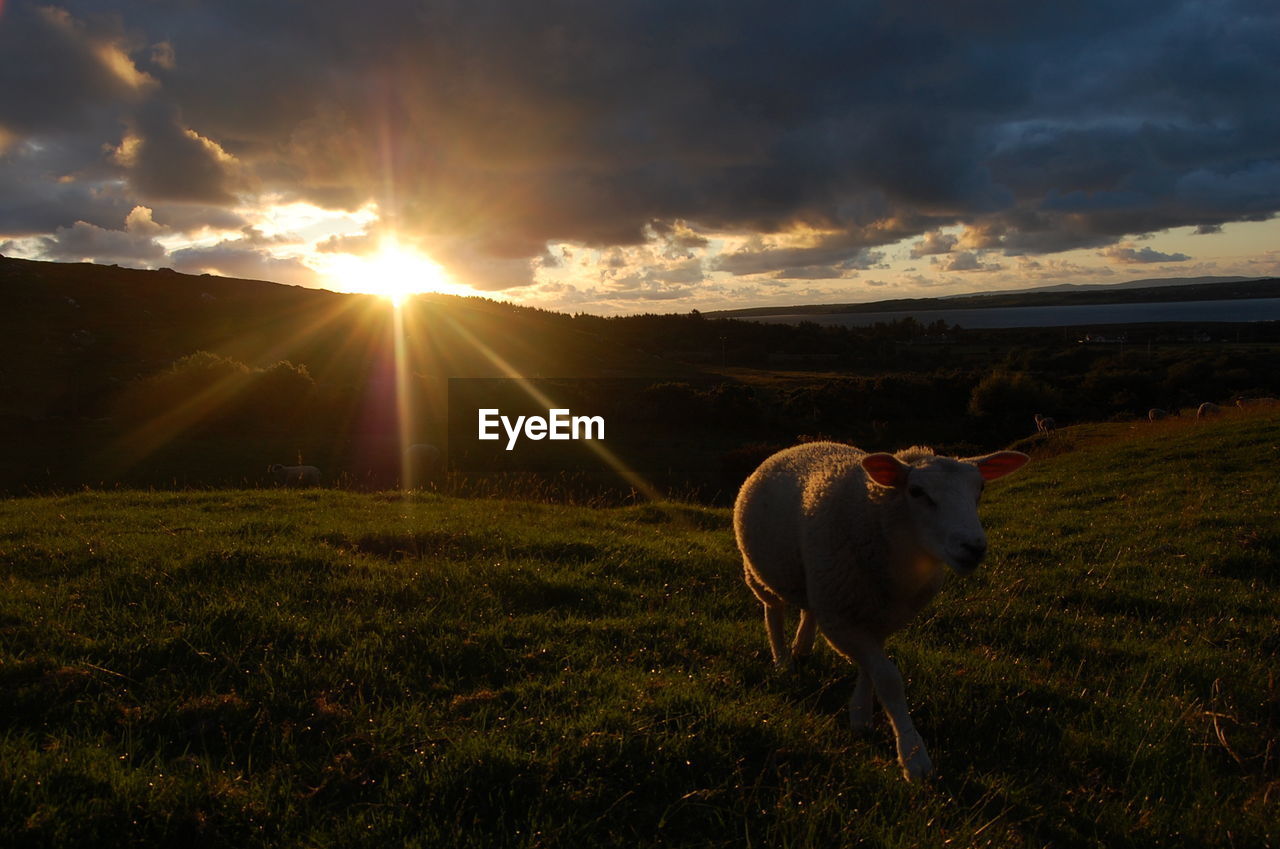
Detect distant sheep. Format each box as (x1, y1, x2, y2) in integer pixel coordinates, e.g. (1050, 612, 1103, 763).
(1236, 397, 1279, 409)
(734, 442, 1028, 782)
(1147, 408, 1175, 422)
(268, 463, 320, 487)
(404, 443, 442, 488)
(1034, 413, 1056, 433)
(1197, 402, 1222, 419)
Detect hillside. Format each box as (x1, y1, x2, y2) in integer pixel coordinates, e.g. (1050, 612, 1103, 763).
(0, 256, 685, 421)
(0, 258, 704, 492)
(4, 257, 1280, 499)
(1, 408, 1277, 847)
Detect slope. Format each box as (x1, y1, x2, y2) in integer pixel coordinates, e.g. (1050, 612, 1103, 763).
(1, 408, 1277, 847)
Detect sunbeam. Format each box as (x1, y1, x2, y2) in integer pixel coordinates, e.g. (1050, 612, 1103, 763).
(438, 312, 666, 503)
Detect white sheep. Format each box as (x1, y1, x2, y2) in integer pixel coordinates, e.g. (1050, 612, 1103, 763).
(734, 442, 1028, 782)
(1033, 413, 1056, 433)
(268, 463, 320, 487)
(1147, 408, 1173, 422)
(1196, 402, 1222, 419)
(403, 443, 442, 488)
(1236, 397, 1278, 409)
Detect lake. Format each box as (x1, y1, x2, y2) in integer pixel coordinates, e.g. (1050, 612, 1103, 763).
(744, 297, 1280, 329)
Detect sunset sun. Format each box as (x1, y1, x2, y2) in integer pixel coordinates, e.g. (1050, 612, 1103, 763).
(320, 238, 458, 305)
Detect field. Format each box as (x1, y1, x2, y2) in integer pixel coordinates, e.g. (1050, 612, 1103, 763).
(2, 411, 1278, 848)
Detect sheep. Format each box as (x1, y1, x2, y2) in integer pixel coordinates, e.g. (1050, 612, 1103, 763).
(1196, 402, 1222, 419)
(403, 443, 442, 488)
(268, 463, 320, 487)
(1236, 397, 1279, 409)
(1034, 413, 1056, 433)
(734, 442, 1029, 782)
(1148, 408, 1171, 422)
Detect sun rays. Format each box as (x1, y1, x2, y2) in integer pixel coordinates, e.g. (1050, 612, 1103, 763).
(109, 266, 661, 502)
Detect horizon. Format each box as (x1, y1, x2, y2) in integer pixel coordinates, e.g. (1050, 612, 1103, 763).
(10, 254, 1275, 318)
(1, 2, 1278, 315)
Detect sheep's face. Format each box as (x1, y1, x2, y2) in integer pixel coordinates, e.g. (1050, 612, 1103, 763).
(863, 451, 1029, 575)
(902, 460, 989, 574)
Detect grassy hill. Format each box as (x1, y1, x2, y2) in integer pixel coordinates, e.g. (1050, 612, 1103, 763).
(2, 408, 1277, 847)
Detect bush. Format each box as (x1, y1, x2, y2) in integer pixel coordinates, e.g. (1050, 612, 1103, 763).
(967, 370, 1061, 438)
(116, 351, 317, 438)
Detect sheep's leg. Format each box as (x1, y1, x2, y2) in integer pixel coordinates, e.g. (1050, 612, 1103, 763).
(790, 609, 817, 662)
(763, 603, 790, 669)
(860, 648, 931, 782)
(848, 670, 875, 732)
(820, 622, 932, 782)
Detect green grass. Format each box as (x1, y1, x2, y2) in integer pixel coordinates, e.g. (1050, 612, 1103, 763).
(2, 411, 1278, 847)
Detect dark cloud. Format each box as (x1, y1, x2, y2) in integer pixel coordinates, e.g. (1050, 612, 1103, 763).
(910, 232, 958, 257)
(0, 132, 137, 234)
(114, 101, 244, 204)
(2, 0, 1278, 286)
(146, 204, 246, 235)
(0, 4, 154, 135)
(714, 233, 889, 277)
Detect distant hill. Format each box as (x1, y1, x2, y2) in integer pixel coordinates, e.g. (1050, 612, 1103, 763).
(709, 275, 1280, 318)
(939, 274, 1259, 298)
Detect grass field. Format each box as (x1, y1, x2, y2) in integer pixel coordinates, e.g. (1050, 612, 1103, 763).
(2, 411, 1278, 847)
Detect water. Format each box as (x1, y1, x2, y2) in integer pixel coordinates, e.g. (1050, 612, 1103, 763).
(745, 297, 1280, 329)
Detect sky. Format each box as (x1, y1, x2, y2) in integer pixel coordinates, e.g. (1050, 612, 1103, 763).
(1, 0, 1278, 314)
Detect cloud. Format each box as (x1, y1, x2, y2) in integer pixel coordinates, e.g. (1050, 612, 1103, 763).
(713, 231, 889, 277)
(772, 266, 855, 281)
(427, 238, 537, 291)
(1098, 243, 1191, 264)
(111, 101, 246, 204)
(0, 0, 1278, 293)
(0, 5, 154, 135)
(169, 241, 321, 286)
(910, 231, 958, 257)
(936, 251, 1003, 272)
(316, 232, 380, 256)
(648, 220, 710, 260)
(1014, 256, 1115, 279)
(35, 206, 169, 265)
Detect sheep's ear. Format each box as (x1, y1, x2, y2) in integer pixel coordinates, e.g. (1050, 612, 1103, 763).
(862, 453, 908, 488)
(973, 451, 1029, 481)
